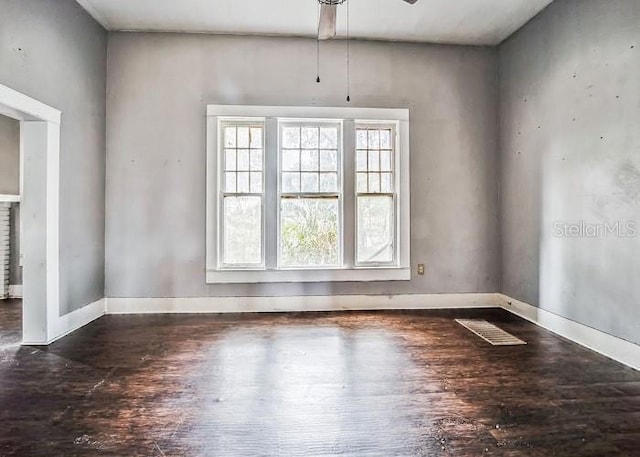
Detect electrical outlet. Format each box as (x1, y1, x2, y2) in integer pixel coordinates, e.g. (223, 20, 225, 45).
(417, 264, 425, 275)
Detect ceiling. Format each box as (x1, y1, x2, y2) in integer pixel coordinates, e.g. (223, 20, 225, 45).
(75, 0, 554, 46)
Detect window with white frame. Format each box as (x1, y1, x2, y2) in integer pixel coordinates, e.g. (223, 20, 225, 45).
(206, 106, 410, 284)
(280, 122, 341, 268)
(355, 123, 399, 266)
(220, 121, 265, 268)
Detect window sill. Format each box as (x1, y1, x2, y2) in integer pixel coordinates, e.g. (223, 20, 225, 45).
(205, 267, 411, 284)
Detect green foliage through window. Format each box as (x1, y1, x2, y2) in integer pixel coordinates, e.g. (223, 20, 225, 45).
(281, 199, 339, 267)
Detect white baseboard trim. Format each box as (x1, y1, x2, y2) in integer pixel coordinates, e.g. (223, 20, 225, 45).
(9, 285, 22, 298)
(106, 293, 502, 315)
(26, 292, 638, 372)
(499, 295, 640, 371)
(23, 297, 106, 345)
(50, 298, 106, 344)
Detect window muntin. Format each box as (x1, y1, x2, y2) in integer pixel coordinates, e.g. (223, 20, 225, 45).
(279, 122, 342, 268)
(355, 125, 396, 265)
(220, 122, 264, 267)
(280, 124, 339, 193)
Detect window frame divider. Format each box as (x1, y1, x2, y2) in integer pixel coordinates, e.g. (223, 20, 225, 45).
(264, 117, 279, 270)
(342, 119, 356, 269)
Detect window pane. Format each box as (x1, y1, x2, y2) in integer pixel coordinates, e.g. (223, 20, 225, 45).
(301, 173, 319, 192)
(225, 172, 236, 193)
(237, 127, 250, 148)
(301, 150, 319, 171)
(224, 127, 236, 148)
(356, 150, 368, 172)
(280, 198, 339, 267)
(320, 127, 338, 149)
(356, 130, 368, 149)
(283, 127, 300, 148)
(380, 150, 392, 172)
(250, 172, 262, 193)
(368, 130, 380, 149)
(357, 196, 393, 263)
(224, 196, 262, 265)
(381, 173, 393, 193)
(282, 172, 300, 193)
(225, 149, 236, 171)
(237, 172, 250, 193)
(320, 173, 338, 192)
(250, 149, 263, 171)
(237, 149, 250, 171)
(250, 127, 262, 148)
(282, 150, 300, 171)
(301, 127, 319, 149)
(320, 150, 337, 171)
(380, 129, 392, 149)
(368, 173, 380, 193)
(368, 150, 380, 172)
(357, 173, 368, 193)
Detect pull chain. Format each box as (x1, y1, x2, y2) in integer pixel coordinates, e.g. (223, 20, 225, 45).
(316, 1, 321, 83)
(346, 0, 350, 102)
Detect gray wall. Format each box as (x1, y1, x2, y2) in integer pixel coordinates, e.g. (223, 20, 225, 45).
(499, 0, 640, 344)
(106, 33, 500, 298)
(0, 0, 107, 314)
(0, 114, 21, 287)
(0, 114, 19, 195)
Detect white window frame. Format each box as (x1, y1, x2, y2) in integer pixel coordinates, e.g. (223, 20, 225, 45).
(277, 119, 343, 269)
(206, 105, 411, 284)
(218, 118, 266, 270)
(354, 121, 399, 268)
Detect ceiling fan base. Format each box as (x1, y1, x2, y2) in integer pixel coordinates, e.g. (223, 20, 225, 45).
(317, 0, 419, 41)
(318, 4, 337, 40)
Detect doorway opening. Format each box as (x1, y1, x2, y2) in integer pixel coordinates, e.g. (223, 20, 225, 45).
(0, 83, 61, 345)
(0, 113, 22, 346)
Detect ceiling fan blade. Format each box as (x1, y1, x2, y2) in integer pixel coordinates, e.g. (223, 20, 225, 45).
(318, 4, 337, 40)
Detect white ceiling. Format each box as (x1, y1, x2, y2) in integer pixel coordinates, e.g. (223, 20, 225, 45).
(76, 0, 554, 46)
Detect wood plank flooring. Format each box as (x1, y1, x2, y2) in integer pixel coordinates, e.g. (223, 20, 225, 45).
(0, 299, 639, 456)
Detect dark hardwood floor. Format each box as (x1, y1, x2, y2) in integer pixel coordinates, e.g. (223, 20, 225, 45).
(0, 299, 639, 456)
